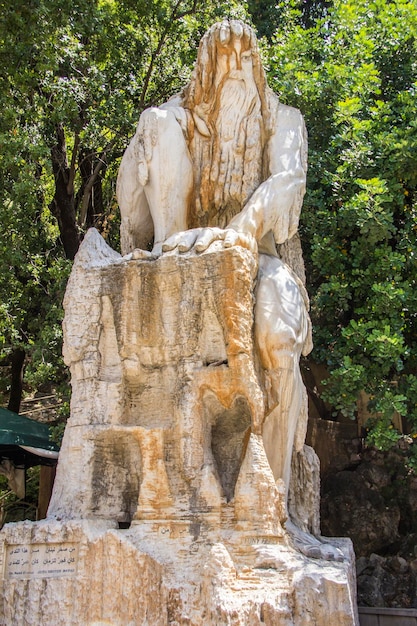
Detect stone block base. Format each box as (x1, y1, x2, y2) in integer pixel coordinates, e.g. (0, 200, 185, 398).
(0, 519, 358, 625)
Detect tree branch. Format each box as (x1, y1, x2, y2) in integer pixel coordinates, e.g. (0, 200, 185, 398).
(67, 131, 80, 196)
(139, 0, 199, 109)
(78, 139, 116, 227)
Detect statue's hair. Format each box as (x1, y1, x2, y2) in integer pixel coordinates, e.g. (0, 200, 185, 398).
(182, 20, 272, 137)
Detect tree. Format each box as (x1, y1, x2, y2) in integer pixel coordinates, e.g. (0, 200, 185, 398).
(0, 0, 250, 413)
(266, 0, 417, 462)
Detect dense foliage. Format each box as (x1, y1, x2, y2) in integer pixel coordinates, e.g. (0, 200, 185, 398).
(266, 0, 417, 461)
(1, 0, 416, 464)
(0, 0, 248, 415)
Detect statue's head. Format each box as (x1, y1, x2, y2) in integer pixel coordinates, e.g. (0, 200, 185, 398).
(209, 21, 258, 88)
(182, 21, 273, 226)
(183, 20, 271, 131)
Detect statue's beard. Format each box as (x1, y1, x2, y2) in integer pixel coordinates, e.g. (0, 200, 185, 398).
(189, 74, 265, 228)
(214, 75, 259, 141)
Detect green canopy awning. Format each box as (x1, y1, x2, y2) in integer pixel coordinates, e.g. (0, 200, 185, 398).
(0, 408, 59, 467)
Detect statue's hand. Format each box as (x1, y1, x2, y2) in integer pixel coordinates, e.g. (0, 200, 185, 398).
(162, 228, 202, 253)
(221, 229, 258, 254)
(162, 227, 257, 255)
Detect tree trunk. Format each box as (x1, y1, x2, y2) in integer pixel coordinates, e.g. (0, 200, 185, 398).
(7, 348, 26, 414)
(76, 147, 106, 230)
(49, 123, 80, 260)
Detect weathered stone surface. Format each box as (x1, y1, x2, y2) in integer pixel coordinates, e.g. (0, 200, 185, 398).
(50, 230, 269, 531)
(306, 414, 360, 477)
(0, 19, 358, 625)
(0, 231, 358, 625)
(321, 459, 401, 557)
(356, 553, 417, 608)
(0, 520, 168, 626)
(0, 517, 357, 626)
(320, 443, 417, 608)
(289, 444, 321, 536)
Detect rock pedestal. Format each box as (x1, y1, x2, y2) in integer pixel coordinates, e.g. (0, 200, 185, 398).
(0, 230, 359, 625)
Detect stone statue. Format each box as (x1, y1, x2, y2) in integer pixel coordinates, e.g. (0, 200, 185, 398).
(0, 21, 359, 625)
(117, 19, 312, 506)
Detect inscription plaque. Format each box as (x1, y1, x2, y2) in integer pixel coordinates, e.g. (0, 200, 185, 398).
(4, 542, 79, 579)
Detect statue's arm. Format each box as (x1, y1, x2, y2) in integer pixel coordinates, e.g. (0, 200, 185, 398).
(227, 103, 307, 245)
(117, 96, 193, 255)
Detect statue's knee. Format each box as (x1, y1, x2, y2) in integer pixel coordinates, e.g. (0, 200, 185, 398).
(268, 349, 295, 372)
(255, 319, 299, 370)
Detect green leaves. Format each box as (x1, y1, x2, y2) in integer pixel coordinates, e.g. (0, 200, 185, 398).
(265, 0, 417, 458)
(0, 0, 251, 408)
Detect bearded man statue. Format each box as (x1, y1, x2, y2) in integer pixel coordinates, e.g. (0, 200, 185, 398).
(117, 20, 320, 548)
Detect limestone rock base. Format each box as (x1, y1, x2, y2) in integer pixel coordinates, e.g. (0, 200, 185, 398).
(0, 519, 358, 625)
(0, 232, 359, 624)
